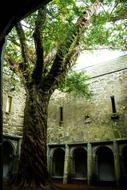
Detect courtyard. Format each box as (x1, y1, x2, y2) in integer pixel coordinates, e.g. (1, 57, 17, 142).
(3, 183, 127, 190)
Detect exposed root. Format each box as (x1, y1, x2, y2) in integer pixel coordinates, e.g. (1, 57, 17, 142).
(4, 181, 62, 190)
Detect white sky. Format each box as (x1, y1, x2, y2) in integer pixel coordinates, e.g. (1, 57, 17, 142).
(74, 49, 127, 71)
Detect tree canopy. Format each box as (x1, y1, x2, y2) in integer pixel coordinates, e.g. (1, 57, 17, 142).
(4, 0, 127, 98)
(5, 0, 127, 77)
(80, 0, 127, 50)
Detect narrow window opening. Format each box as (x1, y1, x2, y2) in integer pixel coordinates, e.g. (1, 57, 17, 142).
(59, 106, 63, 123)
(6, 96, 12, 113)
(110, 96, 119, 120)
(110, 96, 116, 113)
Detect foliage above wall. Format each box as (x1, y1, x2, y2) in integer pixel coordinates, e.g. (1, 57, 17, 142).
(58, 70, 92, 98)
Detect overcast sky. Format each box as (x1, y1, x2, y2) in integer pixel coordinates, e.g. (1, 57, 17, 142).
(73, 49, 127, 71)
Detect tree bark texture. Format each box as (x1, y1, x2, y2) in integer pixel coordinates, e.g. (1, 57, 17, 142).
(16, 86, 51, 187)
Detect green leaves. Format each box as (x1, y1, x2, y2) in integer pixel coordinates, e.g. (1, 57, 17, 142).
(43, 0, 80, 56)
(4, 0, 127, 94)
(6, 0, 127, 60)
(58, 70, 92, 98)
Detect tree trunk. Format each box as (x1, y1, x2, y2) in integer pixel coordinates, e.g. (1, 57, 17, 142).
(15, 86, 54, 188)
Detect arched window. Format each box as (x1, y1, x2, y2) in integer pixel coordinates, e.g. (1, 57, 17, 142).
(95, 146, 115, 183)
(52, 148, 65, 177)
(71, 147, 87, 180)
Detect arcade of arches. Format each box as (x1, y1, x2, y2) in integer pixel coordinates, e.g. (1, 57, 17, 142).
(47, 141, 127, 186)
(3, 138, 127, 186)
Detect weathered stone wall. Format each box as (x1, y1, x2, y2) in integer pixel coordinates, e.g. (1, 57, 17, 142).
(3, 73, 26, 137)
(3, 55, 127, 144)
(3, 56, 127, 185)
(47, 55, 127, 143)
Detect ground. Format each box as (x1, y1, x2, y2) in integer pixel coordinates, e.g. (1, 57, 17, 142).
(57, 183, 127, 190)
(3, 183, 127, 190)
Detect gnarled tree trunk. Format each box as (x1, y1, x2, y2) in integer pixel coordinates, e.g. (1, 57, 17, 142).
(15, 86, 53, 188)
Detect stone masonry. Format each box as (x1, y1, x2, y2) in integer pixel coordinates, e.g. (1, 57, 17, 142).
(3, 55, 127, 143)
(47, 55, 127, 144)
(3, 72, 25, 137)
(3, 54, 127, 186)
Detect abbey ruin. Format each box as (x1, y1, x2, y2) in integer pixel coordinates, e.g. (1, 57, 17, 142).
(3, 54, 127, 186)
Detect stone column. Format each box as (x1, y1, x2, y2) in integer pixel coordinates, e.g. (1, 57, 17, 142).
(87, 143, 93, 185)
(113, 141, 120, 186)
(63, 144, 69, 184)
(47, 146, 52, 176)
(47, 145, 50, 173)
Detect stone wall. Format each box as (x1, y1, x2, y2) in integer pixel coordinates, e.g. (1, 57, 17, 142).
(3, 72, 26, 137)
(47, 55, 127, 143)
(3, 55, 127, 144)
(3, 55, 127, 186)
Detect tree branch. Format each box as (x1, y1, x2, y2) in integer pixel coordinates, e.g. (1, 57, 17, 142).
(7, 36, 20, 47)
(15, 22, 28, 63)
(5, 53, 30, 89)
(110, 14, 127, 22)
(4, 54, 18, 73)
(15, 22, 31, 84)
(32, 6, 46, 83)
(42, 0, 103, 92)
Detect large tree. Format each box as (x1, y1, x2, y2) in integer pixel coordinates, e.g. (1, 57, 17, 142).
(4, 0, 127, 189)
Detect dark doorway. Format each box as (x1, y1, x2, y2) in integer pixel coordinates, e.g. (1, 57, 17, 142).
(72, 148, 87, 180)
(52, 148, 65, 178)
(3, 141, 14, 181)
(95, 146, 115, 183)
(122, 146, 127, 175)
(122, 146, 127, 185)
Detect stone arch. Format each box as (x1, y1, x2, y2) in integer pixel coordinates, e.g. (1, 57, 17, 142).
(52, 148, 65, 178)
(71, 147, 87, 180)
(3, 140, 15, 181)
(94, 145, 113, 155)
(95, 146, 115, 183)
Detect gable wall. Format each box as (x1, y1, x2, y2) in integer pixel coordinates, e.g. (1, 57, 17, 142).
(48, 57, 127, 143)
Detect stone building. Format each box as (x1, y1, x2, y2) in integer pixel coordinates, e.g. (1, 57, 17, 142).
(3, 72, 25, 182)
(3, 55, 127, 186)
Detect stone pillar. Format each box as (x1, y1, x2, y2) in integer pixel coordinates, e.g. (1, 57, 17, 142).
(47, 146, 52, 176)
(47, 145, 50, 173)
(113, 141, 120, 186)
(63, 144, 69, 184)
(87, 143, 93, 185)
